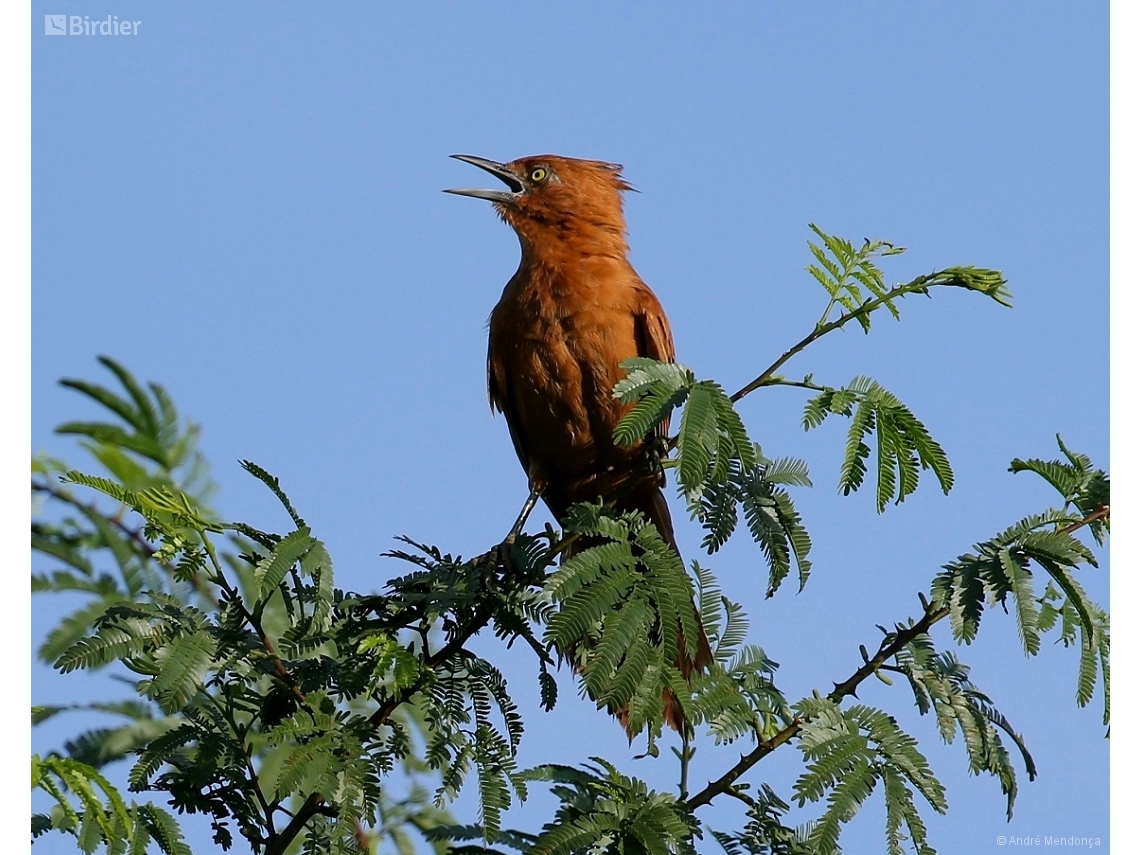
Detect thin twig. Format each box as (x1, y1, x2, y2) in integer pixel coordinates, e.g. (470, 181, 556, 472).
(216, 697, 277, 834)
(366, 599, 496, 729)
(685, 603, 948, 810)
(1061, 506, 1109, 534)
(730, 276, 940, 403)
(32, 479, 195, 584)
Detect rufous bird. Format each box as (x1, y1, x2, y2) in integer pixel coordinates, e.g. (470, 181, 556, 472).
(446, 154, 714, 730)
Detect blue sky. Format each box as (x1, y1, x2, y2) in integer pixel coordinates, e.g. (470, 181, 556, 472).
(31, 3, 1109, 852)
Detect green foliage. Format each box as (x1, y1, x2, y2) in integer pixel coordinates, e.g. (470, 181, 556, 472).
(380, 531, 560, 834)
(802, 377, 952, 512)
(791, 698, 946, 855)
(708, 785, 816, 855)
(612, 359, 695, 448)
(893, 638, 1034, 820)
(32, 226, 1106, 855)
(805, 225, 909, 331)
(366, 784, 456, 855)
(56, 355, 212, 480)
(688, 566, 792, 746)
(1010, 434, 1110, 544)
(614, 358, 755, 500)
(803, 225, 1011, 335)
(33, 702, 177, 770)
(32, 754, 190, 855)
(423, 822, 539, 855)
(524, 760, 700, 855)
(45, 460, 499, 852)
(32, 358, 216, 668)
(1037, 581, 1111, 722)
(930, 438, 1109, 723)
(545, 504, 705, 739)
(614, 362, 813, 597)
(417, 760, 703, 855)
(33, 360, 455, 854)
(422, 651, 527, 840)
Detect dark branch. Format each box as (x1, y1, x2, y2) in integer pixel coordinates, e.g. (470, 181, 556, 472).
(685, 603, 949, 810)
(1061, 506, 1109, 534)
(264, 793, 324, 855)
(366, 599, 496, 729)
(686, 503, 1109, 811)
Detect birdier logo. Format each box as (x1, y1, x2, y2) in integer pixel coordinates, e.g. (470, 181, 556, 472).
(45, 15, 142, 36)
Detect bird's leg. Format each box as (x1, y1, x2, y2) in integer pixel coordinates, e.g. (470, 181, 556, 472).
(491, 485, 544, 574)
(507, 486, 543, 541)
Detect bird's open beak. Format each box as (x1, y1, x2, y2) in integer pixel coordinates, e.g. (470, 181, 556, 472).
(444, 155, 524, 203)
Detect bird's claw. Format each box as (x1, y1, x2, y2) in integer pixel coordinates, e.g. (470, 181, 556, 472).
(645, 435, 670, 487)
(493, 536, 516, 573)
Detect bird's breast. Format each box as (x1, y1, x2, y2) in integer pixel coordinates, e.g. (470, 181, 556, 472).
(489, 264, 644, 479)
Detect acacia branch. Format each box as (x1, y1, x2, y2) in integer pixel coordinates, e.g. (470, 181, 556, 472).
(265, 607, 492, 854)
(366, 598, 497, 729)
(249, 607, 311, 710)
(730, 271, 973, 403)
(266, 543, 523, 855)
(685, 603, 949, 810)
(215, 697, 278, 833)
(33, 479, 190, 581)
(685, 502, 1105, 811)
(1061, 506, 1109, 534)
(367, 533, 553, 724)
(34, 477, 220, 598)
(264, 793, 325, 855)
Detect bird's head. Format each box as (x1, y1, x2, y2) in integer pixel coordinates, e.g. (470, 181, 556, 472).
(446, 154, 633, 257)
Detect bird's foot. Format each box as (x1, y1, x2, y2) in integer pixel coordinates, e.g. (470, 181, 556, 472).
(484, 534, 519, 579)
(645, 435, 670, 487)
(473, 538, 512, 593)
(496, 533, 516, 564)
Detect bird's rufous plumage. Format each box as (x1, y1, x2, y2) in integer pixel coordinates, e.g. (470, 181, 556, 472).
(447, 154, 713, 731)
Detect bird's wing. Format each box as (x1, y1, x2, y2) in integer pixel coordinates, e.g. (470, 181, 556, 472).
(632, 284, 676, 438)
(487, 334, 532, 476)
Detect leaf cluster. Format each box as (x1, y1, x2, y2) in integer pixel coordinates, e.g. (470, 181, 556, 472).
(803, 225, 1011, 335)
(687, 566, 792, 746)
(803, 377, 952, 512)
(524, 760, 699, 855)
(791, 698, 946, 855)
(1010, 435, 1110, 544)
(544, 504, 705, 740)
(805, 225, 908, 331)
(708, 785, 816, 855)
(32, 360, 460, 854)
(32, 356, 217, 671)
(613, 360, 813, 598)
(931, 436, 1109, 721)
(33, 754, 190, 855)
(894, 638, 1035, 820)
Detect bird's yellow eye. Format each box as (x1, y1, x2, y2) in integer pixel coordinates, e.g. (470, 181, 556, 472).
(529, 167, 548, 183)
